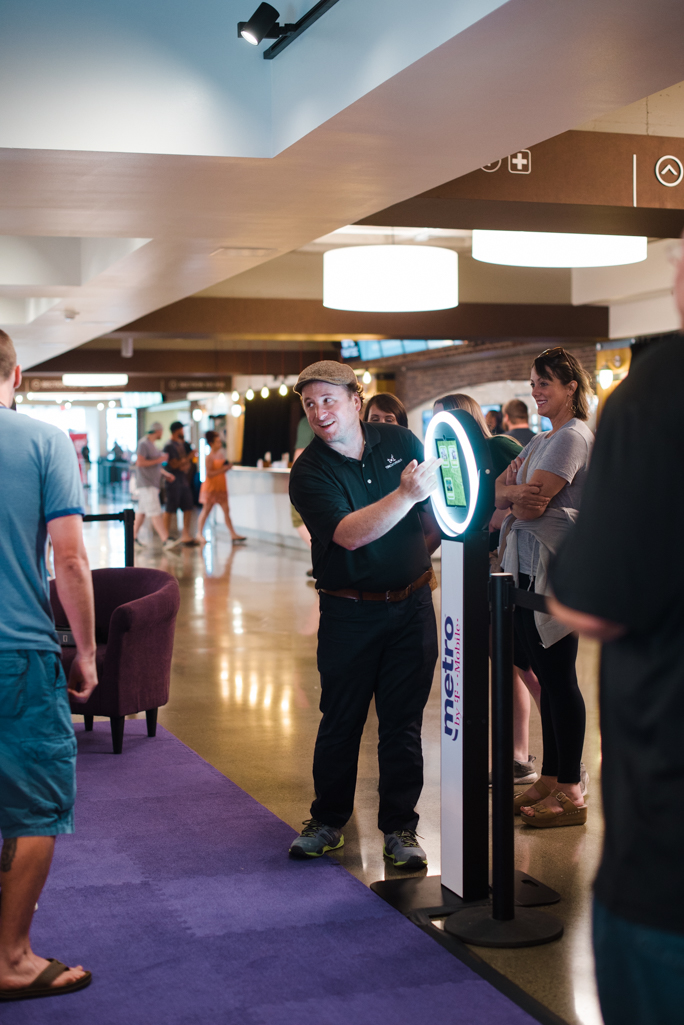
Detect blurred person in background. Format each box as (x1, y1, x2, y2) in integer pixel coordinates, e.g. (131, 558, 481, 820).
(0, 330, 96, 1001)
(547, 248, 684, 1023)
(485, 408, 504, 435)
(433, 392, 540, 783)
(134, 423, 181, 552)
(163, 422, 196, 546)
(362, 393, 409, 428)
(195, 431, 246, 545)
(503, 399, 535, 447)
(495, 347, 594, 828)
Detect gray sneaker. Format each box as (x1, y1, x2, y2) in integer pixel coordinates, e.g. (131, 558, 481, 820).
(162, 536, 183, 551)
(289, 819, 344, 859)
(514, 755, 539, 785)
(383, 830, 427, 871)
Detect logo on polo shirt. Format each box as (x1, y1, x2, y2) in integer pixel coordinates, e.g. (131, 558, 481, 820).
(384, 454, 403, 469)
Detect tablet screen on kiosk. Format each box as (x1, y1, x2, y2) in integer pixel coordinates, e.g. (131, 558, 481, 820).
(436, 439, 466, 508)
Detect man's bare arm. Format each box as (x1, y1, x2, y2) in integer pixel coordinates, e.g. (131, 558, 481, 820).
(546, 595, 626, 642)
(47, 515, 98, 702)
(332, 458, 440, 551)
(418, 503, 442, 555)
(136, 454, 165, 467)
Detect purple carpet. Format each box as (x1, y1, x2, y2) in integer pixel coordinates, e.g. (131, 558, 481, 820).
(3, 722, 538, 1024)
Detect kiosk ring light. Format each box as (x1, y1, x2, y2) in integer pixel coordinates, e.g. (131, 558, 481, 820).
(424, 410, 492, 536)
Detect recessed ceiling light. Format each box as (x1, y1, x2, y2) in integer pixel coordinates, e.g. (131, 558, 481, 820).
(62, 374, 128, 387)
(210, 247, 276, 258)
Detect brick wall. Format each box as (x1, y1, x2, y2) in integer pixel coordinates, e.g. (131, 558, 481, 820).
(393, 342, 596, 411)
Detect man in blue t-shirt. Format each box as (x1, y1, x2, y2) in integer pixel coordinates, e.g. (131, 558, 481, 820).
(0, 330, 97, 1001)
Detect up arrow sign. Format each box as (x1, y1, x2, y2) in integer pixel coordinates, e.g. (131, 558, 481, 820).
(655, 155, 683, 187)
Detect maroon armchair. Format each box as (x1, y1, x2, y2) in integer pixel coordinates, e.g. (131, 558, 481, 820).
(50, 568, 181, 753)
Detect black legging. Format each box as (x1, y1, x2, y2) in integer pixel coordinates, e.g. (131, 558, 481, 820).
(514, 573, 585, 784)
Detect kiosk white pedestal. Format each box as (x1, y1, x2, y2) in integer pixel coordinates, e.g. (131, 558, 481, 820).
(440, 533, 490, 903)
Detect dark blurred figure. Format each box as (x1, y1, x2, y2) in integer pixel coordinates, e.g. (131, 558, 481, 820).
(502, 399, 535, 446)
(485, 408, 504, 435)
(548, 247, 684, 1024)
(363, 393, 409, 428)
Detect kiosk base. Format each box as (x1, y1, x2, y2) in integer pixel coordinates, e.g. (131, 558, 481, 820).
(444, 906, 564, 948)
(371, 871, 560, 917)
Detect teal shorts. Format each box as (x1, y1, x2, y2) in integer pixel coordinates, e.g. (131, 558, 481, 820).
(0, 650, 77, 838)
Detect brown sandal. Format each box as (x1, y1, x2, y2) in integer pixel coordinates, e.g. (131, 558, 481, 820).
(514, 779, 552, 815)
(520, 789, 588, 829)
(0, 959, 92, 1001)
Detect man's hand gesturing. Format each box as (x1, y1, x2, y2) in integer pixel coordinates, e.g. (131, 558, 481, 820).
(398, 458, 441, 505)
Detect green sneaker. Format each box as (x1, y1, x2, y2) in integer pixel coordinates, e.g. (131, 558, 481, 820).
(383, 829, 427, 871)
(289, 819, 344, 859)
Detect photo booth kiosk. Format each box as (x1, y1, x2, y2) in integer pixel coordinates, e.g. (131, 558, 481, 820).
(426, 410, 494, 902)
(373, 410, 563, 946)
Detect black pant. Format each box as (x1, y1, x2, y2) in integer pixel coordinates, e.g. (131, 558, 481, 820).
(312, 585, 438, 833)
(514, 574, 585, 783)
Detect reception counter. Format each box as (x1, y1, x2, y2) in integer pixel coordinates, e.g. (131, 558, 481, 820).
(215, 466, 308, 550)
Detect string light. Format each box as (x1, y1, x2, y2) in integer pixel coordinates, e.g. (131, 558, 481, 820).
(261, 386, 270, 398)
(245, 388, 255, 401)
(231, 390, 240, 402)
(278, 383, 288, 396)
(362, 371, 372, 384)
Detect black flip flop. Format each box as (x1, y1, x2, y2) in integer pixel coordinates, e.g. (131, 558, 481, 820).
(0, 959, 92, 1001)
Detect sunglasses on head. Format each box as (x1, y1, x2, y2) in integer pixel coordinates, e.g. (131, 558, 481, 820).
(538, 346, 570, 360)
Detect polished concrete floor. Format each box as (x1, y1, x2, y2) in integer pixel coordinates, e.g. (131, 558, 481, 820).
(80, 499, 604, 1025)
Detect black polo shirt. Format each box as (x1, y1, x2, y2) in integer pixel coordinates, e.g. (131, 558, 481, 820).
(289, 421, 431, 592)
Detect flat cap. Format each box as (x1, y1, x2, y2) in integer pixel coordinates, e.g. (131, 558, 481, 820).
(294, 360, 359, 395)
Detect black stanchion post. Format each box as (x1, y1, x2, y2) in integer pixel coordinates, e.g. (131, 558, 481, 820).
(443, 573, 564, 947)
(491, 572, 515, 922)
(122, 508, 135, 567)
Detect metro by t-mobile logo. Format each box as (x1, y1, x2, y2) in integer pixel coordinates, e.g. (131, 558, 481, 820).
(443, 615, 461, 741)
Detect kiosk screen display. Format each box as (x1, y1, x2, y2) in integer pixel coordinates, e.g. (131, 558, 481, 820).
(437, 439, 466, 508)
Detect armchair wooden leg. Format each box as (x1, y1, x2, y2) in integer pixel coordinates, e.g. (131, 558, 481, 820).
(110, 716, 125, 754)
(146, 708, 158, 738)
(84, 715, 94, 732)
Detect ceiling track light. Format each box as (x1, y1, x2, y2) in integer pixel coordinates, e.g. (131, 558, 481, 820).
(238, 0, 340, 59)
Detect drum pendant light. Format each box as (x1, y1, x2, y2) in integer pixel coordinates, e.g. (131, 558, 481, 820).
(323, 245, 458, 312)
(471, 230, 647, 268)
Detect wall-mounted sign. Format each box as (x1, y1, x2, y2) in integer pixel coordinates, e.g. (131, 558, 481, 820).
(424, 410, 494, 536)
(655, 155, 683, 187)
(165, 379, 227, 391)
(508, 150, 531, 174)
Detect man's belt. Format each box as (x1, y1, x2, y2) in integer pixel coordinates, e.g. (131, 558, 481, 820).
(319, 569, 434, 603)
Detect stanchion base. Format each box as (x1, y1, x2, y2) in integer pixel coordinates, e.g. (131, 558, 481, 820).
(486, 869, 561, 906)
(370, 875, 488, 917)
(444, 906, 563, 948)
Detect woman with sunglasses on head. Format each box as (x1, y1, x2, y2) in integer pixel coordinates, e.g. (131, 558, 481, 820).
(495, 348, 594, 828)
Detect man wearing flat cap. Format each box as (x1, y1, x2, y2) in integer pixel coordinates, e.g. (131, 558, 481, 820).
(289, 361, 441, 870)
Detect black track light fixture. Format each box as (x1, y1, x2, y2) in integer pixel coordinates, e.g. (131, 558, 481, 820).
(238, 0, 340, 59)
(238, 4, 289, 46)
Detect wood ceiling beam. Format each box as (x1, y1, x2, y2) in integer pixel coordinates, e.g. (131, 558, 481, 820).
(116, 296, 607, 341)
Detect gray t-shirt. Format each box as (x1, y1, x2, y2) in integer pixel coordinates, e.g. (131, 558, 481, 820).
(136, 436, 163, 488)
(516, 419, 594, 575)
